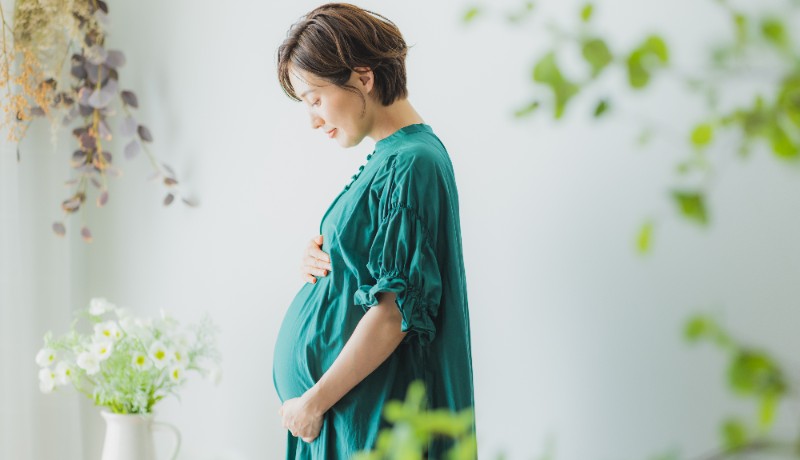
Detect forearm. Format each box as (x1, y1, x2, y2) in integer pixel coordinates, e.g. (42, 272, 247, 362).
(304, 292, 407, 415)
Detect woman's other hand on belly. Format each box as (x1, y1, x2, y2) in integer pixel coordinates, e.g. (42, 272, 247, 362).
(279, 393, 324, 443)
(301, 234, 333, 284)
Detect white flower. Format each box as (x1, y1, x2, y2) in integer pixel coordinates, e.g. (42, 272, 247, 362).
(90, 341, 114, 361)
(171, 348, 189, 367)
(89, 297, 115, 316)
(148, 341, 170, 369)
(77, 352, 100, 375)
(54, 361, 74, 386)
(94, 321, 122, 342)
(38, 368, 56, 393)
(167, 364, 185, 384)
(131, 352, 152, 371)
(35, 348, 56, 367)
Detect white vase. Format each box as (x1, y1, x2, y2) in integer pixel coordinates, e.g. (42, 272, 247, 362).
(100, 410, 181, 460)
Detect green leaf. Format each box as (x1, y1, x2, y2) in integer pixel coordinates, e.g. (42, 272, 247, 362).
(582, 38, 613, 78)
(463, 6, 481, 24)
(761, 18, 788, 48)
(593, 99, 609, 117)
(690, 123, 714, 148)
(643, 36, 669, 63)
(769, 124, 799, 159)
(533, 52, 562, 84)
(721, 417, 748, 450)
(671, 190, 708, 225)
(514, 100, 541, 118)
(733, 13, 747, 46)
(728, 350, 787, 397)
(533, 52, 580, 119)
(626, 51, 649, 89)
(635, 220, 654, 254)
(580, 3, 594, 22)
(758, 392, 778, 429)
(684, 315, 714, 342)
(626, 35, 669, 89)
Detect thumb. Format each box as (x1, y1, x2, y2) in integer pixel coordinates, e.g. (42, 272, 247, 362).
(315, 234, 323, 245)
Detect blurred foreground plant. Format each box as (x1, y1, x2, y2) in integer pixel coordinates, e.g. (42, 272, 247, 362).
(352, 380, 477, 460)
(0, 0, 192, 242)
(464, 0, 800, 253)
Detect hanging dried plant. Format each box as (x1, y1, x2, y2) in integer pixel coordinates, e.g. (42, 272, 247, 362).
(0, 0, 194, 243)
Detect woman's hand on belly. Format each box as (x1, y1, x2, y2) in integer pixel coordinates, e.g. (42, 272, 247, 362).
(279, 393, 324, 443)
(300, 234, 333, 284)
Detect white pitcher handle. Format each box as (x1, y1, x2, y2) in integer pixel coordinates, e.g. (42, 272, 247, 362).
(152, 421, 181, 460)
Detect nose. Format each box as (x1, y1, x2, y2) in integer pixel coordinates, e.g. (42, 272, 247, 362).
(309, 111, 324, 130)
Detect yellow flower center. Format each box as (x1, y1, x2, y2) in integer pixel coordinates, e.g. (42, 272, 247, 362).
(155, 350, 165, 360)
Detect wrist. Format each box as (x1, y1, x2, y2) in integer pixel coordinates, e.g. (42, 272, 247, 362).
(303, 384, 329, 417)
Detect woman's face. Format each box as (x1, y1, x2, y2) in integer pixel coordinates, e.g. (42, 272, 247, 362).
(287, 64, 375, 148)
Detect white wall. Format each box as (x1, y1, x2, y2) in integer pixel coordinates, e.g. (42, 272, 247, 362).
(4, 0, 800, 459)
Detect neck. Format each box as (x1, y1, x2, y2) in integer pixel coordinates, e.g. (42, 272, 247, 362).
(368, 98, 425, 143)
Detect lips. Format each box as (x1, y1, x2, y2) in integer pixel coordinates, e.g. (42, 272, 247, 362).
(327, 128, 337, 139)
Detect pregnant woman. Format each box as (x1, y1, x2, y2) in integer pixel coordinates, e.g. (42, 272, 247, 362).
(272, 3, 476, 458)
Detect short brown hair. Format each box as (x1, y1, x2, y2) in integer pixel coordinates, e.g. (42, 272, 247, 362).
(277, 3, 409, 107)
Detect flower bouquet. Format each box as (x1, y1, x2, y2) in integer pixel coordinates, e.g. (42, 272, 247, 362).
(36, 297, 222, 414)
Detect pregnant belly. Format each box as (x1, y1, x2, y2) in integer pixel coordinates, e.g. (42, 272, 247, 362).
(272, 275, 363, 403)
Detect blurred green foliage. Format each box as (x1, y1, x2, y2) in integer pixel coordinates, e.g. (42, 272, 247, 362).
(351, 380, 477, 460)
(463, 0, 800, 255)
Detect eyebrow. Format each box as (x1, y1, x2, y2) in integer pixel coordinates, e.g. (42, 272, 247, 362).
(299, 89, 315, 99)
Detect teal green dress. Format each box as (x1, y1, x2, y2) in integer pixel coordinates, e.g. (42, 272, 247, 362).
(273, 123, 476, 459)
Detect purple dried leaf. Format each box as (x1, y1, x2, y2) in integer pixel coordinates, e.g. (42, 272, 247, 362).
(120, 115, 137, 136)
(120, 91, 138, 108)
(52, 222, 66, 237)
(105, 50, 126, 68)
(62, 197, 81, 212)
(80, 132, 96, 150)
(85, 63, 110, 86)
(98, 119, 112, 140)
(71, 64, 87, 79)
(81, 226, 93, 243)
(78, 87, 92, 105)
(101, 151, 112, 163)
(137, 125, 153, 143)
(79, 104, 94, 117)
(163, 193, 174, 206)
(164, 177, 178, 186)
(88, 87, 114, 109)
(97, 191, 109, 207)
(124, 140, 141, 159)
(96, 0, 108, 13)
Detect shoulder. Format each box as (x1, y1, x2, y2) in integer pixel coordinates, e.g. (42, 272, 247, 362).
(380, 133, 450, 183)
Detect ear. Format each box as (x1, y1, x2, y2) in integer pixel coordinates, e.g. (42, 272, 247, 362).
(353, 66, 374, 94)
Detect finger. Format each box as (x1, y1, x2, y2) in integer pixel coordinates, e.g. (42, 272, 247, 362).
(307, 246, 331, 265)
(302, 437, 314, 443)
(303, 265, 328, 277)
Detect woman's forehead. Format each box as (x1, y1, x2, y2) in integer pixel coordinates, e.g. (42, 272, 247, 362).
(288, 65, 327, 94)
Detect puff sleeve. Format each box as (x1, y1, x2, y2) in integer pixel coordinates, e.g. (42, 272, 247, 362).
(353, 153, 444, 346)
